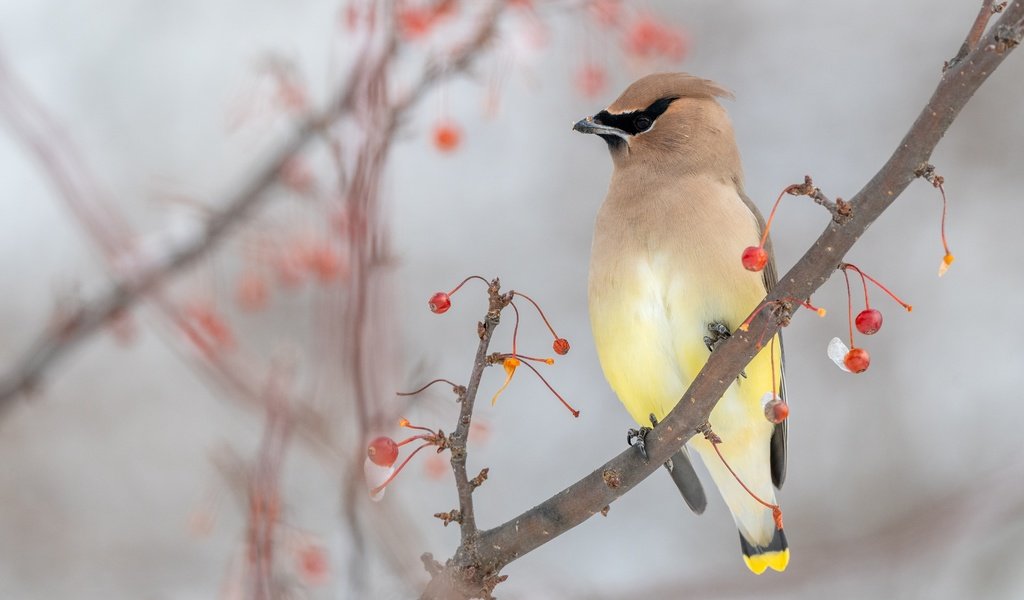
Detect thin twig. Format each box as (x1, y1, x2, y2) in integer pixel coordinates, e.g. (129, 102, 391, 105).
(452, 279, 507, 543)
(420, 278, 509, 600)
(788, 175, 851, 224)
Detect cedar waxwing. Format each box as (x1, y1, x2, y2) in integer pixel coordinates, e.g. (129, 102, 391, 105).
(574, 73, 789, 574)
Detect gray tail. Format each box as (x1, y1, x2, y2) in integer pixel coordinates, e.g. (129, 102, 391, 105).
(665, 448, 706, 514)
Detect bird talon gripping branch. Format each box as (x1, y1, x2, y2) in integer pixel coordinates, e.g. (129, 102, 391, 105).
(703, 321, 731, 352)
(626, 426, 652, 461)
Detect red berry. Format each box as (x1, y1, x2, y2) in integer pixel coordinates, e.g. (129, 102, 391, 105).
(367, 436, 399, 467)
(764, 398, 789, 424)
(855, 308, 883, 335)
(432, 122, 462, 153)
(843, 347, 871, 373)
(428, 292, 451, 314)
(741, 246, 768, 272)
(553, 338, 570, 355)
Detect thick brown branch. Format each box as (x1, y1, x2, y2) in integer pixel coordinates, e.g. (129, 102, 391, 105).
(422, 1, 1024, 596)
(947, 0, 1006, 69)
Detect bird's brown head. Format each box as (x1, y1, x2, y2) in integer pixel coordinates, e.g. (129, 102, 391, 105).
(573, 72, 741, 176)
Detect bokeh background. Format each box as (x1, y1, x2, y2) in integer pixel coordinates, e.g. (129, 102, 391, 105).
(2, 1, 1023, 599)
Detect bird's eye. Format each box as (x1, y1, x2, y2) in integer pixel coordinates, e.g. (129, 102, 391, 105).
(634, 115, 652, 131)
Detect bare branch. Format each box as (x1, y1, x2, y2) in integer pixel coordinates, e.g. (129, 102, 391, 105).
(947, 0, 1007, 69)
(452, 280, 508, 542)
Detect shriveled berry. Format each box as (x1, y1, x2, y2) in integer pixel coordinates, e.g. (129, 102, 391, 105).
(428, 292, 451, 314)
(367, 436, 399, 467)
(764, 398, 789, 424)
(741, 246, 768, 272)
(553, 337, 570, 355)
(855, 308, 883, 335)
(843, 347, 871, 373)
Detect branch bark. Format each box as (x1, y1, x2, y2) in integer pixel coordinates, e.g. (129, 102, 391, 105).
(421, 2, 1024, 596)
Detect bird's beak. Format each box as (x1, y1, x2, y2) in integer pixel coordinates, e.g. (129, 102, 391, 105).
(573, 116, 627, 138)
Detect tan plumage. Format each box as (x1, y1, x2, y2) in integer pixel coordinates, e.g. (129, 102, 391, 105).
(575, 73, 789, 573)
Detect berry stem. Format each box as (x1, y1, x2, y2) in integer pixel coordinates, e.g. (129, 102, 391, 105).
(842, 264, 913, 312)
(507, 353, 554, 365)
(396, 378, 461, 396)
(395, 434, 433, 447)
(710, 438, 783, 530)
(758, 185, 796, 248)
(399, 418, 436, 434)
(509, 301, 521, 357)
(447, 275, 489, 296)
(843, 268, 856, 348)
(855, 267, 870, 309)
(512, 291, 561, 340)
(517, 359, 579, 417)
(938, 181, 955, 271)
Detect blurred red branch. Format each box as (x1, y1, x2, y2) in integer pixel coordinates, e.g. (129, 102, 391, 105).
(0, 1, 505, 413)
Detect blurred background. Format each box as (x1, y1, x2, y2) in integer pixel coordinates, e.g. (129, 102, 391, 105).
(2, 1, 1023, 598)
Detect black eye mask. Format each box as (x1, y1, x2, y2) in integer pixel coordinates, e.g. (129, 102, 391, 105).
(593, 96, 679, 136)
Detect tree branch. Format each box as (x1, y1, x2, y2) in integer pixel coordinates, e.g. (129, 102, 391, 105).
(421, 1, 1024, 596)
(451, 280, 508, 542)
(947, 0, 1006, 69)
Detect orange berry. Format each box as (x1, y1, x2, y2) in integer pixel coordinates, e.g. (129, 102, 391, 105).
(843, 347, 870, 373)
(432, 121, 462, 153)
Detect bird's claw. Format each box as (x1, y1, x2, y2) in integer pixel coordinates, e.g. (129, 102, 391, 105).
(627, 414, 662, 461)
(704, 321, 732, 352)
(627, 426, 652, 461)
(705, 321, 747, 378)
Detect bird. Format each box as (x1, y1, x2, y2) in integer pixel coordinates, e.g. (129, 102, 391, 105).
(573, 72, 789, 574)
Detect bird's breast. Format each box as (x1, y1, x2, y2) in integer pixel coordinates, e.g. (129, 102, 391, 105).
(588, 176, 768, 424)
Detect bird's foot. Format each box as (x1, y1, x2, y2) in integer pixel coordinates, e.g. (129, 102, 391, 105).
(703, 321, 732, 352)
(627, 414, 661, 462)
(704, 321, 747, 378)
(627, 426, 651, 461)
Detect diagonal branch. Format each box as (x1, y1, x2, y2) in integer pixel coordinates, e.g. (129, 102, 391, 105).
(421, 1, 1024, 597)
(947, 0, 1006, 69)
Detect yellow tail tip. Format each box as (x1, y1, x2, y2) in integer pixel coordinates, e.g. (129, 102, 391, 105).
(743, 548, 790, 574)
(740, 528, 789, 574)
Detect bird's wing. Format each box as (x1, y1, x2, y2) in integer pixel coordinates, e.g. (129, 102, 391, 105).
(739, 190, 787, 489)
